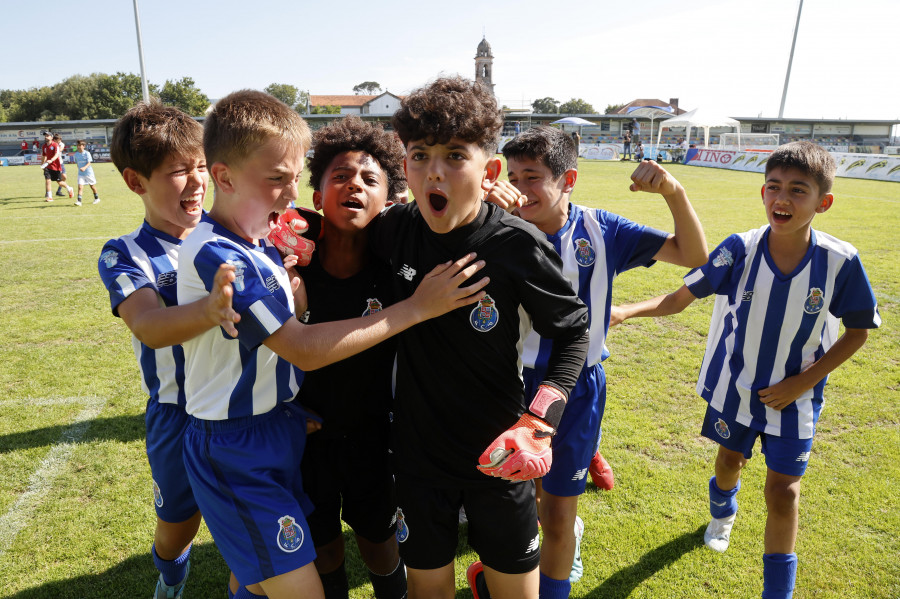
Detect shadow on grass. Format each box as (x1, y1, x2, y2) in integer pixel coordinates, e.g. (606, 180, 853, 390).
(7, 525, 469, 598)
(8, 542, 229, 599)
(0, 413, 145, 453)
(580, 524, 707, 598)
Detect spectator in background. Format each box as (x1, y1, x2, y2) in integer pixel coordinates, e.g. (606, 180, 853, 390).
(21, 140, 28, 153)
(32, 139, 40, 153)
(622, 129, 632, 160)
(635, 140, 644, 161)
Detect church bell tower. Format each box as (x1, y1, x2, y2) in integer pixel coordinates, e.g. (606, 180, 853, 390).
(475, 36, 495, 97)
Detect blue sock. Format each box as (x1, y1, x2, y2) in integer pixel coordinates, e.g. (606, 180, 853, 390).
(227, 587, 235, 599)
(762, 553, 797, 599)
(234, 587, 267, 599)
(709, 476, 740, 519)
(151, 543, 191, 586)
(539, 572, 572, 599)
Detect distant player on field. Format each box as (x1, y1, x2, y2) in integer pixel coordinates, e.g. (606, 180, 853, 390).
(39, 130, 70, 201)
(612, 141, 880, 599)
(486, 125, 707, 598)
(73, 139, 100, 206)
(53, 133, 74, 198)
(97, 100, 240, 599)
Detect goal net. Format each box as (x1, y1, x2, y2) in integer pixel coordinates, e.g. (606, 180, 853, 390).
(717, 133, 780, 151)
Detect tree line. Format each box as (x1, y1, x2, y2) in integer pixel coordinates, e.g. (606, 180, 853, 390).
(0, 75, 328, 122)
(0, 73, 620, 122)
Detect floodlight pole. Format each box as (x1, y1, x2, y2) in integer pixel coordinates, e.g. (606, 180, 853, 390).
(778, 0, 803, 118)
(133, 0, 150, 103)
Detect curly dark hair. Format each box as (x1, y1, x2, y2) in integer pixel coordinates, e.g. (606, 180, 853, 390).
(502, 126, 577, 179)
(391, 76, 503, 154)
(306, 116, 407, 202)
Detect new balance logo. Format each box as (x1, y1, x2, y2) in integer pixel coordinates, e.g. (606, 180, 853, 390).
(157, 271, 177, 287)
(398, 264, 416, 281)
(742, 290, 754, 302)
(571, 468, 588, 481)
(796, 451, 811, 462)
(525, 533, 540, 553)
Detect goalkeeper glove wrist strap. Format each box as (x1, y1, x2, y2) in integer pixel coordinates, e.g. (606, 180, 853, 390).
(528, 385, 567, 431)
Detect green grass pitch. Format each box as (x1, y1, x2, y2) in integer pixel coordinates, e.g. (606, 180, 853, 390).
(0, 160, 897, 598)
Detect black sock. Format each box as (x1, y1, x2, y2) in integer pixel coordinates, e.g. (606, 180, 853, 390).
(320, 560, 350, 599)
(368, 558, 407, 599)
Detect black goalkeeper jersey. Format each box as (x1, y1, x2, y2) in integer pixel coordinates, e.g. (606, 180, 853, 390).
(294, 252, 396, 439)
(370, 201, 589, 486)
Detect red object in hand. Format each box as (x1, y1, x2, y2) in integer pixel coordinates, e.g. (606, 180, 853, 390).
(267, 208, 322, 267)
(477, 413, 555, 481)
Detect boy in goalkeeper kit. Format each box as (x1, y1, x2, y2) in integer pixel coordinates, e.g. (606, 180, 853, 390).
(367, 76, 589, 599)
(176, 90, 488, 599)
(612, 141, 880, 598)
(98, 101, 241, 599)
(293, 116, 408, 599)
(486, 126, 707, 598)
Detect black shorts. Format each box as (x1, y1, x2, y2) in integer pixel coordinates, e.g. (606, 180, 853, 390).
(300, 429, 397, 547)
(394, 475, 540, 574)
(44, 169, 62, 182)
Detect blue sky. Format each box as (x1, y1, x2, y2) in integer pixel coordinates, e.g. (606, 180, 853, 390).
(7, 0, 899, 120)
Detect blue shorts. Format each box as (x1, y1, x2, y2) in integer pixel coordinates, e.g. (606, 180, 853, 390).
(183, 401, 316, 586)
(145, 399, 199, 523)
(701, 404, 814, 477)
(524, 364, 604, 497)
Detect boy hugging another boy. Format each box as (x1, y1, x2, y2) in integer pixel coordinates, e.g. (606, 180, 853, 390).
(177, 90, 488, 599)
(295, 116, 408, 599)
(614, 141, 880, 598)
(367, 76, 589, 599)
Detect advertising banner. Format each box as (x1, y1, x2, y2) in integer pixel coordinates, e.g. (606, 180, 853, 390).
(834, 153, 900, 182)
(0, 127, 108, 142)
(581, 144, 620, 160)
(684, 148, 738, 168)
(684, 148, 900, 182)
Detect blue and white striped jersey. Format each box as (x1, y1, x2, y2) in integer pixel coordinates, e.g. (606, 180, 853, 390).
(685, 226, 881, 439)
(98, 221, 186, 406)
(521, 204, 668, 370)
(177, 214, 303, 421)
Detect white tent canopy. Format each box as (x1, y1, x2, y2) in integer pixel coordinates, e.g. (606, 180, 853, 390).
(656, 107, 741, 149)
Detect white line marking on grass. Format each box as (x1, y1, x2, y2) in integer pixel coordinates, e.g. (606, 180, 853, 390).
(0, 396, 107, 559)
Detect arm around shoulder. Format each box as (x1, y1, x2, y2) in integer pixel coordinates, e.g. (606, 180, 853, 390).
(264, 253, 489, 371)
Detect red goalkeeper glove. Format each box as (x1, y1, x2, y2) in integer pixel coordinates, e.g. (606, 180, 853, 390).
(477, 385, 567, 481)
(267, 207, 322, 267)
